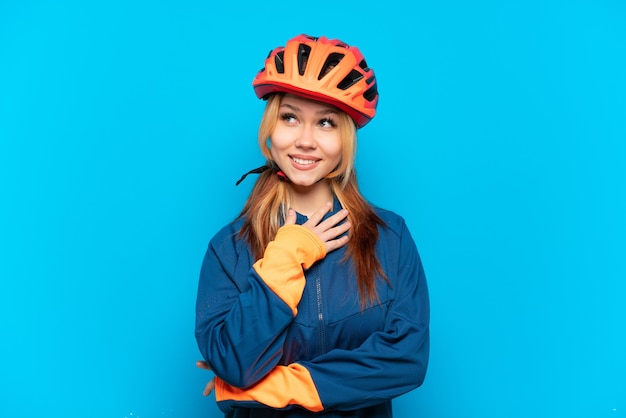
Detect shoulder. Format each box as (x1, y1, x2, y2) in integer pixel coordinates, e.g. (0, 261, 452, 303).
(371, 205, 421, 255)
(372, 205, 409, 236)
(370, 206, 425, 276)
(207, 217, 248, 255)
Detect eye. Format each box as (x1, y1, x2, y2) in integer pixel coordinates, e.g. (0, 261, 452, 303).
(319, 118, 337, 129)
(280, 113, 298, 125)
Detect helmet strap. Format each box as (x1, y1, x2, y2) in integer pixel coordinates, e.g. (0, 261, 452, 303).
(235, 164, 289, 186)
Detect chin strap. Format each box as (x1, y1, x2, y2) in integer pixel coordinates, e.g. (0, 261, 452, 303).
(235, 164, 288, 186)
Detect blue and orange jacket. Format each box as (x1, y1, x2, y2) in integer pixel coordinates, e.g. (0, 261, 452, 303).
(195, 201, 430, 417)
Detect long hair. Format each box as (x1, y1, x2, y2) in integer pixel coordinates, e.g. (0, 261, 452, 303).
(238, 94, 387, 307)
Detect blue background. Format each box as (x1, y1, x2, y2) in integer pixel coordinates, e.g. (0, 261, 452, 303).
(1, 1, 625, 417)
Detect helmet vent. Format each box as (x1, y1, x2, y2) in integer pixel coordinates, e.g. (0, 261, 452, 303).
(318, 53, 345, 80)
(274, 51, 285, 74)
(297, 44, 312, 76)
(337, 70, 364, 90)
(359, 59, 370, 72)
(363, 83, 378, 102)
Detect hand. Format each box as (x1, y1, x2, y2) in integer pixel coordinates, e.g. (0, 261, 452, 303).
(196, 360, 216, 396)
(284, 202, 351, 254)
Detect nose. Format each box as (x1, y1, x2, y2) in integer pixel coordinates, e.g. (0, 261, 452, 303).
(295, 124, 317, 149)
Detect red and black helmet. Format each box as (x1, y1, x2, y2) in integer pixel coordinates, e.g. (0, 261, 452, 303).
(253, 34, 379, 128)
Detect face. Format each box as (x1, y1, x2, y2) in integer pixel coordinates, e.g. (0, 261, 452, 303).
(269, 94, 343, 188)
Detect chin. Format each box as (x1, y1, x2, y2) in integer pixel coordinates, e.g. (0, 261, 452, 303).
(289, 178, 319, 187)
(288, 174, 327, 188)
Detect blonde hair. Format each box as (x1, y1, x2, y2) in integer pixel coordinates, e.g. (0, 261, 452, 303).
(239, 93, 387, 306)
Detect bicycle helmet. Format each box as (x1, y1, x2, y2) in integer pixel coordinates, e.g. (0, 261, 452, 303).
(253, 34, 379, 128)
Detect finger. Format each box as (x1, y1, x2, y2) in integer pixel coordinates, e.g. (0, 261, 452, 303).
(196, 360, 211, 371)
(313, 213, 350, 244)
(328, 219, 351, 240)
(316, 220, 351, 245)
(283, 208, 297, 226)
(203, 378, 216, 396)
(324, 233, 350, 253)
(304, 202, 333, 227)
(315, 208, 349, 233)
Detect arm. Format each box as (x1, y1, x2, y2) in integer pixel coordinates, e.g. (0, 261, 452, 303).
(195, 205, 351, 388)
(195, 223, 323, 388)
(214, 219, 430, 412)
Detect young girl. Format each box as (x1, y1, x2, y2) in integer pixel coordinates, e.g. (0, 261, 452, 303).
(195, 34, 430, 417)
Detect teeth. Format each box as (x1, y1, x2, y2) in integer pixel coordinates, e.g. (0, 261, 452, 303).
(292, 157, 317, 165)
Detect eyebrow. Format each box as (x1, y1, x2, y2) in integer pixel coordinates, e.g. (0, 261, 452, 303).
(280, 103, 339, 116)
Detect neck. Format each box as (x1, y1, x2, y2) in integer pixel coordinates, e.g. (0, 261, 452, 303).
(287, 180, 334, 217)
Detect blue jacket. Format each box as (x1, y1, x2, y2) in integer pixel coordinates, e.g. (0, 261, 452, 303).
(195, 201, 430, 417)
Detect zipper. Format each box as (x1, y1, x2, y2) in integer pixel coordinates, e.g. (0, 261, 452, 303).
(314, 270, 327, 356)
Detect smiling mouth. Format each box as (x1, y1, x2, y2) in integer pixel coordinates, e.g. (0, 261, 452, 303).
(290, 156, 320, 166)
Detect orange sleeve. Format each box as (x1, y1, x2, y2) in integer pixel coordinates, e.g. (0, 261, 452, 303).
(215, 363, 324, 412)
(253, 225, 326, 315)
